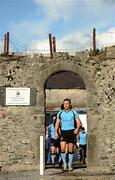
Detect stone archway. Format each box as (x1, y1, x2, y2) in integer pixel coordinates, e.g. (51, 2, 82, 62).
(37, 61, 97, 167)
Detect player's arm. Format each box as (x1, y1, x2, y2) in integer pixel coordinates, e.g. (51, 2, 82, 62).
(76, 133, 80, 141)
(58, 127, 61, 136)
(74, 117, 81, 135)
(55, 119, 60, 138)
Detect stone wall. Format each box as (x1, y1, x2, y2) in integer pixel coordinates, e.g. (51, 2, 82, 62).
(0, 46, 115, 172)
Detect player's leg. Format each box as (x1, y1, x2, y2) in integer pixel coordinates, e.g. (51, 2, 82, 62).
(50, 139, 56, 164)
(68, 142, 74, 171)
(60, 141, 67, 170)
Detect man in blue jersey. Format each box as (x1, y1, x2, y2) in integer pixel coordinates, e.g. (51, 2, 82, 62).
(49, 116, 60, 165)
(78, 127, 87, 164)
(55, 99, 81, 171)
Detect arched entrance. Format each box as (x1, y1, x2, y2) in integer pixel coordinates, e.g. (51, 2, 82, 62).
(37, 61, 97, 169)
(44, 71, 87, 169)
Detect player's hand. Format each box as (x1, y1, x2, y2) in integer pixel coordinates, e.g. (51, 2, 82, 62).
(55, 132, 59, 139)
(74, 128, 79, 135)
(45, 135, 48, 139)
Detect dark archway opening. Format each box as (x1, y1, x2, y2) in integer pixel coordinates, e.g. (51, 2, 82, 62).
(44, 71, 87, 170)
(45, 71, 86, 89)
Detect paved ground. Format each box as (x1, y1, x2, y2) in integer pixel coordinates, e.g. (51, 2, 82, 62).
(0, 163, 115, 180)
(0, 169, 115, 180)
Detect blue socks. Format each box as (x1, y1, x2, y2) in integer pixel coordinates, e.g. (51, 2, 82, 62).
(61, 151, 74, 169)
(61, 152, 67, 169)
(51, 153, 56, 164)
(68, 152, 74, 168)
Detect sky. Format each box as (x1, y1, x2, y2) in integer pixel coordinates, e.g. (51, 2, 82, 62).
(0, 0, 115, 54)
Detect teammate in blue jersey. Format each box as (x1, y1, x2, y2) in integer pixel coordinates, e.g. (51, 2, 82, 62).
(49, 116, 60, 165)
(55, 99, 81, 171)
(78, 127, 87, 164)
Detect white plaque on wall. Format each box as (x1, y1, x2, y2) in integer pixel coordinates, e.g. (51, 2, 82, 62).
(6, 88, 30, 105)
